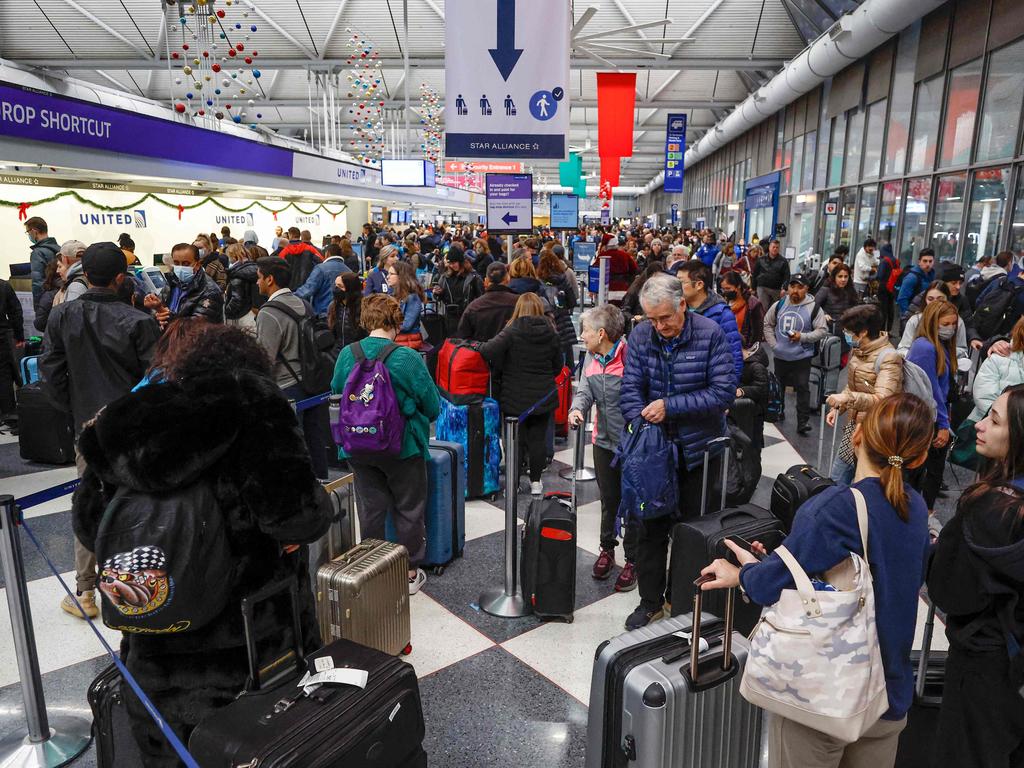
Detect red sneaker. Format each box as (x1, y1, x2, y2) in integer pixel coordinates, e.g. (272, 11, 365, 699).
(592, 549, 615, 580)
(615, 562, 637, 592)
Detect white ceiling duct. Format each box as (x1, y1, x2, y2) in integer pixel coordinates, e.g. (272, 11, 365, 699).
(680, 0, 948, 172)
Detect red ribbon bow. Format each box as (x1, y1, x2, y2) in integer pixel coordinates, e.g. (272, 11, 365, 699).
(17, 203, 30, 221)
(272, 211, 278, 221)
(177, 204, 184, 221)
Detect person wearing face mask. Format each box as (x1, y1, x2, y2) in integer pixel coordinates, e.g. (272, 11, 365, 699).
(897, 281, 971, 364)
(24, 216, 60, 312)
(328, 271, 367, 355)
(825, 305, 904, 485)
(144, 243, 225, 329)
(677, 261, 744, 384)
(720, 270, 765, 349)
(927, 384, 1024, 768)
(193, 234, 227, 291)
(906, 300, 959, 516)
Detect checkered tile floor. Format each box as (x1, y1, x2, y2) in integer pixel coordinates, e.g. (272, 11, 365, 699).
(0, 394, 950, 767)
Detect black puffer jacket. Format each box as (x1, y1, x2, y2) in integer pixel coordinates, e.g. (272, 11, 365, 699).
(161, 267, 225, 323)
(480, 315, 563, 415)
(752, 253, 790, 291)
(72, 370, 331, 739)
(224, 260, 260, 320)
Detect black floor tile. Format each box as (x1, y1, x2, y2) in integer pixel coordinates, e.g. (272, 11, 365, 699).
(419, 647, 588, 768)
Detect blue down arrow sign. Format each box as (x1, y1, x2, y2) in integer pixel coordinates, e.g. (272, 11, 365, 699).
(489, 0, 524, 81)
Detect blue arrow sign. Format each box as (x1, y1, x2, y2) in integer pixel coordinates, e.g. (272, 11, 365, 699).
(489, 0, 524, 81)
(501, 211, 519, 225)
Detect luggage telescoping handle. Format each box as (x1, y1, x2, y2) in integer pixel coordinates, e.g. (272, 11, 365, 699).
(690, 575, 735, 681)
(701, 435, 732, 516)
(916, 599, 937, 700)
(816, 389, 840, 471)
(241, 576, 305, 693)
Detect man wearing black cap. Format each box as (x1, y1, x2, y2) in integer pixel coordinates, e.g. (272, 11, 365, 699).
(39, 242, 160, 620)
(763, 272, 828, 435)
(433, 243, 484, 337)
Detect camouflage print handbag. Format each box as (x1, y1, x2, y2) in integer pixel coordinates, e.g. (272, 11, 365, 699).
(739, 488, 890, 743)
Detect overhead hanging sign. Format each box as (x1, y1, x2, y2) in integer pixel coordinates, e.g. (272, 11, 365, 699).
(445, 0, 570, 160)
(549, 193, 578, 229)
(485, 173, 533, 233)
(663, 113, 686, 194)
(444, 160, 523, 173)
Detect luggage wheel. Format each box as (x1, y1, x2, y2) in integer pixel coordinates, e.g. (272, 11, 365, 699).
(401, 643, 413, 656)
(432, 565, 446, 576)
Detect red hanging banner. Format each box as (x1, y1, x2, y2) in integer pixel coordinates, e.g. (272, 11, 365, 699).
(597, 72, 637, 158)
(600, 156, 621, 189)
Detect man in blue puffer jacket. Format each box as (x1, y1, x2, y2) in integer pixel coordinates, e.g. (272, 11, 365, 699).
(620, 273, 736, 631)
(677, 261, 744, 382)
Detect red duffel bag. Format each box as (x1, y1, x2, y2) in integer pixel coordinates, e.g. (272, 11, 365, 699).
(436, 339, 490, 403)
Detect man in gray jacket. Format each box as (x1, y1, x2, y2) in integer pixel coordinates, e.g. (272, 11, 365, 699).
(763, 273, 828, 435)
(254, 257, 328, 479)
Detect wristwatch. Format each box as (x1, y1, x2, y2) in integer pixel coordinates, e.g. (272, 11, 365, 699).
(737, 566, 751, 604)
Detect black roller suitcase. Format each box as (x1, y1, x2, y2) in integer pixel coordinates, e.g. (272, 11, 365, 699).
(16, 382, 74, 465)
(521, 491, 577, 622)
(670, 503, 786, 636)
(87, 663, 144, 768)
(189, 578, 426, 768)
(897, 601, 946, 767)
(770, 464, 834, 532)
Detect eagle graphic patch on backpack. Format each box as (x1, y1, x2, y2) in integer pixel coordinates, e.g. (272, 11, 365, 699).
(333, 342, 406, 456)
(94, 481, 234, 634)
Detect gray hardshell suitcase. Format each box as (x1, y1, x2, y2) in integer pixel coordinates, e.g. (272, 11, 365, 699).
(586, 585, 762, 768)
(315, 539, 412, 656)
(307, 474, 358, 586)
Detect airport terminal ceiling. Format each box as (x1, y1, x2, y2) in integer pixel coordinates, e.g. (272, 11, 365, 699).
(2, 0, 865, 189)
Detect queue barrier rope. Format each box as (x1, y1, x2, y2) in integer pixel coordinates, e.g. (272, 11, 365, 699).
(14, 484, 201, 768)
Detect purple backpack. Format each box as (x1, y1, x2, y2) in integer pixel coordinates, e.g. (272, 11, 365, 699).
(333, 342, 406, 456)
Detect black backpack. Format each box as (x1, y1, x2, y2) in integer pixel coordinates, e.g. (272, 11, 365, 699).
(973, 277, 1024, 339)
(94, 480, 234, 634)
(263, 300, 336, 395)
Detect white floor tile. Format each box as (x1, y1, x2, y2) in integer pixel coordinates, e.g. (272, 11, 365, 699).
(501, 590, 639, 705)
(406, 592, 494, 678)
(760, 440, 809, 479)
(0, 431, 18, 446)
(464, 499, 506, 543)
(0, 571, 121, 688)
(576, 499, 614, 561)
(763, 423, 784, 441)
(0, 467, 79, 520)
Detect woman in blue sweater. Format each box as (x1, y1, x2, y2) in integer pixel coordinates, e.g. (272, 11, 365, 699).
(906, 299, 959, 515)
(702, 394, 934, 767)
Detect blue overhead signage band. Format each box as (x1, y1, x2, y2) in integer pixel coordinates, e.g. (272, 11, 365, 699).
(663, 113, 686, 194)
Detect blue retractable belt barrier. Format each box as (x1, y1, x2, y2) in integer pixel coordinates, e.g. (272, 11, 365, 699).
(293, 391, 331, 413)
(14, 485, 200, 768)
(517, 358, 583, 423)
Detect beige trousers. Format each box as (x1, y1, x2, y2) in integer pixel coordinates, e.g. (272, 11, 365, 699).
(769, 714, 907, 768)
(74, 447, 97, 593)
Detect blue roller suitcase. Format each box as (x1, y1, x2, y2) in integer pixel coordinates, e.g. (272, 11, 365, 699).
(435, 397, 501, 499)
(386, 439, 466, 574)
(19, 355, 39, 385)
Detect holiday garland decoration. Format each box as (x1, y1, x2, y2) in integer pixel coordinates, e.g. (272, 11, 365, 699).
(419, 82, 443, 166)
(0, 190, 345, 219)
(344, 28, 385, 166)
(166, 0, 265, 128)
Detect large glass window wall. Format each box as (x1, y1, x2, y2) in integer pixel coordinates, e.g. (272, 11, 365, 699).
(910, 75, 943, 174)
(932, 173, 967, 262)
(879, 182, 902, 249)
(885, 22, 921, 177)
(939, 59, 983, 168)
(964, 168, 1011, 266)
(844, 110, 865, 185)
(1012, 171, 1024, 256)
(977, 39, 1024, 163)
(900, 178, 931, 263)
(839, 188, 857, 252)
(856, 186, 878, 245)
(862, 100, 886, 181)
(802, 131, 816, 191)
(829, 113, 847, 187)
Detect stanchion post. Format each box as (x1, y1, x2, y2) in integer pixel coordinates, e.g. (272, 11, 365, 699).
(559, 407, 597, 482)
(0, 495, 91, 767)
(597, 255, 610, 306)
(479, 418, 529, 618)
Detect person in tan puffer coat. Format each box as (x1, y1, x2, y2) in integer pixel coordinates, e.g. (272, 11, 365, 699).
(825, 304, 903, 484)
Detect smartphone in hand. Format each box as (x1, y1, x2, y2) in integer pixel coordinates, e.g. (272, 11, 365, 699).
(727, 536, 766, 564)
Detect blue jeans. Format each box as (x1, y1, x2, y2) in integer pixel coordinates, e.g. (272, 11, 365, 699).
(830, 454, 855, 485)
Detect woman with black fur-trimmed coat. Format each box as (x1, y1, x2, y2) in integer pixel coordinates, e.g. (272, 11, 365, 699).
(72, 324, 332, 767)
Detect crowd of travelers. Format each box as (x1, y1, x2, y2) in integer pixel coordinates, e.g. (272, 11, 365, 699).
(0, 214, 1020, 768)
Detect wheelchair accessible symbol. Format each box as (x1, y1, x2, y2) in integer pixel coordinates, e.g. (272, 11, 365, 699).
(530, 87, 563, 121)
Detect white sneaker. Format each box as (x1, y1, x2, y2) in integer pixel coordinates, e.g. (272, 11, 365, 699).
(408, 568, 427, 595)
(530, 481, 543, 496)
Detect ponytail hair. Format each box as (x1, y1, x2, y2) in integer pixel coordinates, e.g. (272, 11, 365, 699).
(859, 394, 935, 521)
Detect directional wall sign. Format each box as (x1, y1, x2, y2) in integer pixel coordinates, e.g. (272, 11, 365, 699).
(445, 0, 570, 160)
(486, 173, 533, 233)
(663, 113, 687, 194)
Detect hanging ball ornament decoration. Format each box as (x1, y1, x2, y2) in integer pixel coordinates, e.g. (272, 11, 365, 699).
(174, 103, 186, 113)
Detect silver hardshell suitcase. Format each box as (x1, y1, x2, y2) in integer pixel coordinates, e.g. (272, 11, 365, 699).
(586, 584, 762, 768)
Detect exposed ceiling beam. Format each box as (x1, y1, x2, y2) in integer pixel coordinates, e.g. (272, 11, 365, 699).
(55, 0, 155, 60)
(246, 98, 737, 109)
(242, 3, 319, 60)
(320, 0, 350, 58)
(421, 0, 445, 20)
(26, 56, 787, 71)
